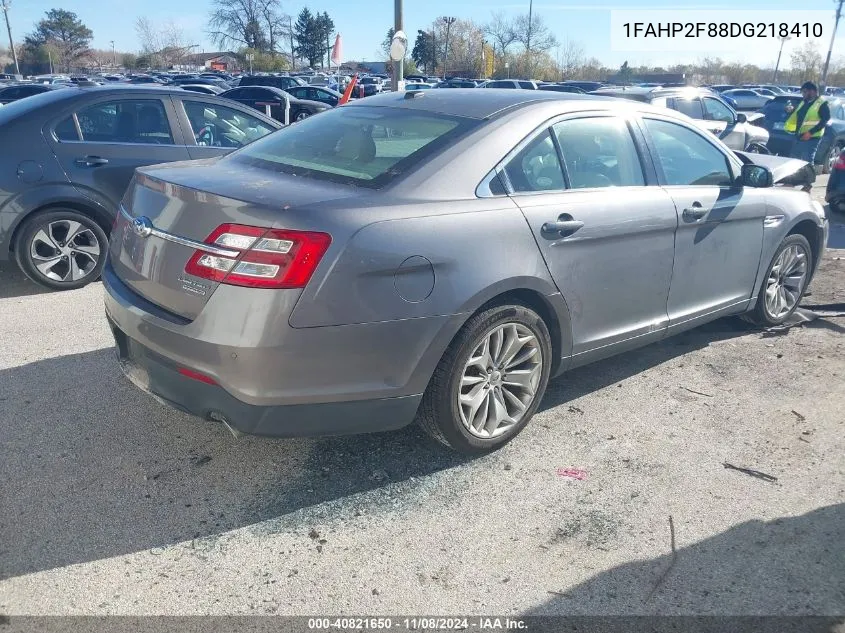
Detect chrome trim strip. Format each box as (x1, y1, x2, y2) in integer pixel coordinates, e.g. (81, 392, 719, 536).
(119, 206, 240, 258)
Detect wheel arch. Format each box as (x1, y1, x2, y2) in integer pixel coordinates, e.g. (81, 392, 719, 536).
(9, 199, 112, 256)
(787, 218, 823, 275)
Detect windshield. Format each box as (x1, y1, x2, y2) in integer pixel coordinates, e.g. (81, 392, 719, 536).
(232, 105, 478, 188)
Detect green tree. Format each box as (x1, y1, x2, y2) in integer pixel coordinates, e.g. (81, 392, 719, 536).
(618, 60, 632, 84)
(314, 12, 335, 68)
(412, 30, 436, 73)
(25, 9, 93, 72)
(293, 8, 321, 68)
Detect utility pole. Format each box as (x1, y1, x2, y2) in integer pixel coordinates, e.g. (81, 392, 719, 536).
(1, 0, 19, 75)
(773, 36, 790, 83)
(392, 0, 403, 90)
(442, 16, 456, 79)
(526, 0, 534, 77)
(289, 15, 295, 72)
(110, 40, 115, 68)
(822, 0, 844, 88)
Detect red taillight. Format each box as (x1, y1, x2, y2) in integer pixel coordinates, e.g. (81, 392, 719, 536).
(834, 152, 845, 171)
(177, 367, 217, 385)
(184, 223, 331, 289)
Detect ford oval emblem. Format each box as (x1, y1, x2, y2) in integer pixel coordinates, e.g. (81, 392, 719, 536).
(132, 216, 153, 238)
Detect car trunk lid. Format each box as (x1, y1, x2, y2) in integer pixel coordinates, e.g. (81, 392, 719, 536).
(109, 159, 362, 321)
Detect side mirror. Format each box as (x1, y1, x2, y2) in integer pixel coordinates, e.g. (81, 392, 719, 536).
(741, 163, 773, 188)
(736, 112, 747, 123)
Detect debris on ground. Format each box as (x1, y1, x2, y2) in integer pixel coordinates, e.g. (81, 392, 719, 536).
(556, 467, 588, 481)
(568, 405, 584, 415)
(369, 469, 389, 483)
(681, 386, 713, 397)
(723, 462, 778, 483)
(792, 410, 806, 422)
(308, 528, 320, 540)
(644, 516, 678, 602)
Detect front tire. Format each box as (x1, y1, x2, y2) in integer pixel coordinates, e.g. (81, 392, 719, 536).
(748, 234, 813, 326)
(14, 209, 107, 291)
(417, 304, 552, 454)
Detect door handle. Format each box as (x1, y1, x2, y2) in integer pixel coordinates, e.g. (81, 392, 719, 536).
(75, 156, 109, 167)
(682, 202, 707, 220)
(541, 217, 584, 237)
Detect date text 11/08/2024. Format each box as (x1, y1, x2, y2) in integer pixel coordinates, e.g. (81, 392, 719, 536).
(307, 618, 528, 630)
(622, 22, 823, 38)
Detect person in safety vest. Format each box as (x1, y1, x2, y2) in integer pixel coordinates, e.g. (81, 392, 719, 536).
(784, 81, 831, 164)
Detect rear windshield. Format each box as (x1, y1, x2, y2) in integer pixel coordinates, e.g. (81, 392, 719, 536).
(232, 105, 478, 188)
(0, 87, 70, 125)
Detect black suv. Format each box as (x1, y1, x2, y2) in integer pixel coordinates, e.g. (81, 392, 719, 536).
(592, 86, 769, 152)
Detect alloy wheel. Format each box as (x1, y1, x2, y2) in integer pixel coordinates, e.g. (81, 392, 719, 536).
(457, 323, 543, 439)
(828, 145, 841, 173)
(764, 243, 808, 319)
(29, 219, 101, 283)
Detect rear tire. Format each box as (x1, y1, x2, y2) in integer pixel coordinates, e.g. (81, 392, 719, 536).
(14, 209, 108, 291)
(747, 234, 813, 327)
(417, 304, 552, 454)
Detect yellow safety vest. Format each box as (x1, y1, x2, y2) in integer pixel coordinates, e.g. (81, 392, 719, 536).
(784, 98, 826, 138)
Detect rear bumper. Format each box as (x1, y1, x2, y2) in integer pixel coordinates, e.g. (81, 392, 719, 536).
(108, 320, 420, 437)
(101, 261, 456, 437)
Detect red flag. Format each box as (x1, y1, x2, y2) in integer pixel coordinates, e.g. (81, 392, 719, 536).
(339, 73, 357, 105)
(331, 34, 342, 67)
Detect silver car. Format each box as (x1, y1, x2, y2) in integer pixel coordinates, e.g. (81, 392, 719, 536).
(721, 88, 773, 111)
(104, 90, 828, 454)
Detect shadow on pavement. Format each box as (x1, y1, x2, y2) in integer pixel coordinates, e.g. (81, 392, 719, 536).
(0, 348, 472, 581)
(524, 503, 845, 616)
(0, 262, 51, 300)
(540, 317, 754, 412)
(0, 315, 825, 582)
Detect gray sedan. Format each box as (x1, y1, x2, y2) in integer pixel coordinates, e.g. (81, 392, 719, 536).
(104, 90, 827, 454)
(0, 85, 280, 289)
(721, 88, 773, 111)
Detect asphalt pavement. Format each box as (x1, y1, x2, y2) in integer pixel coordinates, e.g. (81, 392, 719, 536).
(0, 180, 843, 616)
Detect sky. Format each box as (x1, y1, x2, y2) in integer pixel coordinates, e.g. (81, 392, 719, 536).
(6, 0, 845, 69)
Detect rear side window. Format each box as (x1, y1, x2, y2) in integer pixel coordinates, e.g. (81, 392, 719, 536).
(76, 100, 174, 144)
(554, 117, 645, 189)
(235, 105, 476, 187)
(503, 130, 565, 192)
(643, 118, 732, 187)
(55, 116, 79, 141)
(670, 98, 703, 119)
(518, 81, 535, 89)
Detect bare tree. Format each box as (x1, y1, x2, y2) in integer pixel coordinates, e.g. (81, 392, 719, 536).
(514, 12, 557, 54)
(790, 39, 822, 82)
(208, 0, 283, 52)
(556, 39, 585, 80)
(484, 11, 516, 60)
(135, 17, 188, 67)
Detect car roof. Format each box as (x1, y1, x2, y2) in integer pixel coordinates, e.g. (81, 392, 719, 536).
(345, 88, 606, 119)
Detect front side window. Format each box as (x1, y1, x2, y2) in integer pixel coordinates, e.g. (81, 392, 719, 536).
(183, 101, 275, 148)
(503, 130, 565, 192)
(75, 100, 174, 144)
(643, 118, 733, 187)
(235, 105, 476, 187)
(554, 117, 645, 189)
(703, 98, 734, 123)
